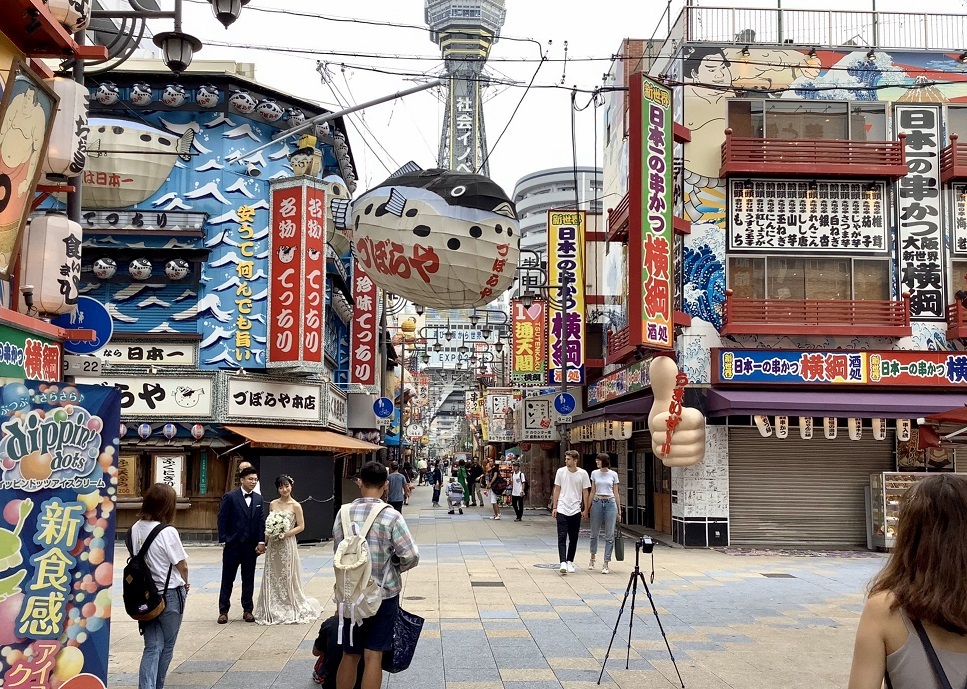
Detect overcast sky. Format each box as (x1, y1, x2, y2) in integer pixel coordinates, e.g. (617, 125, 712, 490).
(174, 0, 967, 201)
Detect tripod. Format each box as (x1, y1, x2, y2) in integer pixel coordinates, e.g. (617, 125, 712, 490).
(597, 538, 684, 687)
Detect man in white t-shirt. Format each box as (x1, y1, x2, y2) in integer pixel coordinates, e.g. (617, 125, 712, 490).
(510, 461, 527, 522)
(552, 449, 592, 575)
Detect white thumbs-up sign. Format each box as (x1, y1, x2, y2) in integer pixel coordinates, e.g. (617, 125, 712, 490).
(648, 356, 706, 467)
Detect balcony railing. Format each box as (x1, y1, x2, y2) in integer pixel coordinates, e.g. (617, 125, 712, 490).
(607, 192, 630, 242)
(606, 325, 630, 360)
(947, 301, 967, 340)
(642, 5, 967, 75)
(722, 290, 911, 337)
(721, 130, 907, 179)
(941, 134, 967, 184)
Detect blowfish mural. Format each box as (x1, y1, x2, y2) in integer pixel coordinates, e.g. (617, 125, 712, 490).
(348, 167, 520, 309)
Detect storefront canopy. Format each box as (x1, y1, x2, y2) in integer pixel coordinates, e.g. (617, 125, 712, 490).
(707, 390, 967, 419)
(225, 426, 382, 453)
(572, 395, 653, 423)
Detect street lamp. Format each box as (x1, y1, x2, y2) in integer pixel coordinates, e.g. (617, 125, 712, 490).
(210, 0, 243, 28)
(520, 289, 536, 308)
(152, 31, 202, 75)
(469, 311, 480, 326)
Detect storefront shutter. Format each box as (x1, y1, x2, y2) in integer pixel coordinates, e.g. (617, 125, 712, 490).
(728, 428, 894, 547)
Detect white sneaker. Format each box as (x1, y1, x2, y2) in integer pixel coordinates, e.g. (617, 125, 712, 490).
(601, 564, 610, 574)
(566, 562, 575, 573)
(560, 561, 567, 575)
(492, 515, 501, 520)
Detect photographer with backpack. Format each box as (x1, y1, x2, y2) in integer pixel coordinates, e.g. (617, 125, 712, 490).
(333, 462, 420, 689)
(126, 483, 188, 689)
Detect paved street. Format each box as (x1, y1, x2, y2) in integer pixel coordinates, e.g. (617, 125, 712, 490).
(108, 486, 883, 689)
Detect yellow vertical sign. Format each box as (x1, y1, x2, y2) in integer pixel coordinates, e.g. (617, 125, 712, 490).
(547, 210, 586, 384)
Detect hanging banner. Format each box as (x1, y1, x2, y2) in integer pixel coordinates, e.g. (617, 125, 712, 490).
(350, 268, 378, 390)
(0, 382, 121, 689)
(848, 418, 863, 441)
(268, 178, 327, 369)
(753, 415, 772, 438)
(639, 76, 673, 350)
(896, 418, 911, 442)
(895, 104, 944, 321)
(873, 418, 887, 441)
(510, 299, 548, 385)
(547, 210, 586, 385)
(775, 416, 788, 439)
(824, 417, 838, 440)
(800, 416, 813, 439)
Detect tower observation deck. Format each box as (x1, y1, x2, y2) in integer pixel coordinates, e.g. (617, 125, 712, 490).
(425, 0, 506, 177)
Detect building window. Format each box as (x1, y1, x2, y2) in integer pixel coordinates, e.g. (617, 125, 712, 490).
(728, 256, 889, 300)
(728, 100, 886, 141)
(949, 106, 967, 139)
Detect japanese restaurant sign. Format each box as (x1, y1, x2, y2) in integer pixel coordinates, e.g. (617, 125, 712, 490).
(0, 382, 121, 689)
(587, 356, 653, 406)
(0, 325, 61, 383)
(895, 104, 945, 321)
(640, 76, 673, 350)
(728, 180, 888, 252)
(227, 378, 324, 424)
(76, 376, 214, 418)
(510, 299, 548, 385)
(713, 349, 967, 387)
(547, 211, 586, 385)
(350, 267, 378, 390)
(953, 183, 967, 256)
(99, 343, 196, 367)
(268, 178, 327, 369)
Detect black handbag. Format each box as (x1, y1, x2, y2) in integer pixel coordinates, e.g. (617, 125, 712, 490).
(382, 607, 425, 674)
(614, 532, 625, 561)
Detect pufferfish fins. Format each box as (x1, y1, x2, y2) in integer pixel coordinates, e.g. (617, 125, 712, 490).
(389, 161, 423, 178)
(492, 201, 517, 219)
(331, 198, 352, 229)
(385, 188, 408, 217)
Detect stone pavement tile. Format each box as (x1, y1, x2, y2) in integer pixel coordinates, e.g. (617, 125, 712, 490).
(444, 668, 502, 683)
(519, 611, 560, 619)
(441, 621, 483, 630)
(560, 682, 617, 689)
(230, 658, 289, 672)
(503, 682, 564, 689)
(486, 628, 531, 638)
(500, 668, 557, 681)
(440, 653, 497, 670)
(211, 671, 281, 687)
(172, 661, 236, 673)
(553, 669, 607, 682)
(607, 669, 679, 688)
(444, 683, 504, 689)
(107, 673, 139, 685)
(479, 610, 520, 619)
(165, 672, 227, 686)
(547, 657, 599, 670)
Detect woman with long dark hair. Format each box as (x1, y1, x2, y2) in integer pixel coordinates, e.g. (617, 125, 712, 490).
(848, 474, 967, 688)
(132, 483, 188, 689)
(588, 453, 621, 574)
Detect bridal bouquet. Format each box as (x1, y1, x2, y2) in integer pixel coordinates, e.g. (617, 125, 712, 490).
(265, 512, 291, 540)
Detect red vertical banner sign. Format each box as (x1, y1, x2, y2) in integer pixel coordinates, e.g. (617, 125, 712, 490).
(268, 182, 304, 366)
(302, 184, 327, 365)
(350, 266, 379, 389)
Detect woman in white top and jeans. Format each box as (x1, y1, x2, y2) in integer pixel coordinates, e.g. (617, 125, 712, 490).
(132, 483, 189, 689)
(588, 453, 621, 574)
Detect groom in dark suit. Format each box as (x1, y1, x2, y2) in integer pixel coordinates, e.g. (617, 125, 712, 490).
(217, 466, 266, 623)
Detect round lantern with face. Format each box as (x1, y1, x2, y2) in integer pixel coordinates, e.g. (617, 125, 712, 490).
(323, 174, 352, 255)
(92, 257, 117, 280)
(196, 84, 220, 108)
(130, 83, 153, 106)
(286, 109, 306, 127)
(129, 258, 152, 280)
(165, 259, 190, 280)
(162, 84, 186, 107)
(256, 99, 284, 122)
(94, 82, 119, 106)
(351, 168, 519, 308)
(229, 90, 257, 114)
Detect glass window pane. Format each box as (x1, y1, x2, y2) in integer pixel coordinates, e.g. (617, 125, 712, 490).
(727, 100, 763, 137)
(854, 260, 890, 300)
(728, 257, 765, 298)
(765, 101, 848, 140)
(850, 104, 886, 141)
(767, 258, 805, 299)
(804, 259, 850, 300)
(948, 107, 967, 140)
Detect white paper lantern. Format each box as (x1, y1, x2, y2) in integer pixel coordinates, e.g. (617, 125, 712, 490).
(351, 169, 519, 308)
(129, 258, 152, 280)
(93, 257, 116, 279)
(19, 212, 81, 316)
(43, 77, 89, 180)
(119, 423, 128, 438)
(191, 424, 205, 440)
(823, 417, 838, 440)
(163, 423, 177, 441)
(872, 418, 886, 441)
(138, 423, 152, 439)
(46, 0, 92, 32)
(165, 259, 190, 280)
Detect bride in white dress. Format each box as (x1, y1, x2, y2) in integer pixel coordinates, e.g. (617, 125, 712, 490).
(254, 475, 321, 625)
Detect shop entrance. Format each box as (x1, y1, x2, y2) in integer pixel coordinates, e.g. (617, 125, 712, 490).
(648, 450, 672, 535)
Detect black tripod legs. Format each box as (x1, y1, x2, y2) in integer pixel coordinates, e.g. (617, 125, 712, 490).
(597, 566, 637, 684)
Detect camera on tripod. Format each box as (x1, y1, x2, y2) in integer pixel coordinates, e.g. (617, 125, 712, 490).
(638, 536, 654, 553)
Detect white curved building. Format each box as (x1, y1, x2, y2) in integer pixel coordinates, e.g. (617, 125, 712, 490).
(512, 166, 603, 257)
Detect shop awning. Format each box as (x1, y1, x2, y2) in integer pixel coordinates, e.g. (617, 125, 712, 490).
(572, 395, 653, 423)
(707, 390, 967, 419)
(224, 426, 382, 453)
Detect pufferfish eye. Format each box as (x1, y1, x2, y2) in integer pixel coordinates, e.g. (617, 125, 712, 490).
(450, 185, 466, 197)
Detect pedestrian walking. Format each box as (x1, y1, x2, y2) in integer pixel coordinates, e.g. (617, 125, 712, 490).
(510, 461, 527, 521)
(467, 459, 483, 506)
(217, 466, 266, 623)
(457, 459, 469, 499)
(446, 474, 465, 515)
(552, 450, 591, 575)
(417, 457, 428, 485)
(588, 453, 621, 574)
(386, 463, 409, 513)
(487, 462, 508, 520)
(333, 461, 420, 689)
(430, 462, 443, 507)
(848, 474, 967, 689)
(132, 483, 189, 689)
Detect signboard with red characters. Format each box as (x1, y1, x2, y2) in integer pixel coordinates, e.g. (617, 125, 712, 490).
(267, 179, 327, 370)
(350, 267, 379, 390)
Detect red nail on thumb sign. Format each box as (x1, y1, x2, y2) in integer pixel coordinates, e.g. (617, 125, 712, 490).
(648, 356, 706, 467)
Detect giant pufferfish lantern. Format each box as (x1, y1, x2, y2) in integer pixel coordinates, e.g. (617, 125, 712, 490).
(348, 167, 519, 309)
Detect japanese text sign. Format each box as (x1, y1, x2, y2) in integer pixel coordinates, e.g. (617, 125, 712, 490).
(510, 299, 548, 385)
(0, 326, 61, 383)
(728, 180, 888, 252)
(587, 356, 653, 406)
(268, 179, 327, 368)
(76, 376, 214, 418)
(450, 79, 479, 174)
(954, 183, 967, 256)
(227, 379, 324, 423)
(350, 267, 378, 390)
(547, 211, 586, 385)
(0, 382, 121, 689)
(640, 76, 673, 349)
(895, 105, 945, 321)
(713, 349, 967, 387)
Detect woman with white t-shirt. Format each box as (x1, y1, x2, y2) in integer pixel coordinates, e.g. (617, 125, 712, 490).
(131, 483, 189, 689)
(588, 453, 621, 574)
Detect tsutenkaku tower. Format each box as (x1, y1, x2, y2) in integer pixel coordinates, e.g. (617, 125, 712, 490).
(425, 0, 506, 177)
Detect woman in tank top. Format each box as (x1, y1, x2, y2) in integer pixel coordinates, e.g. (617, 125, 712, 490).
(848, 474, 967, 689)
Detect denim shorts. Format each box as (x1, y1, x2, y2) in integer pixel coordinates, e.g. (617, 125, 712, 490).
(340, 594, 400, 654)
